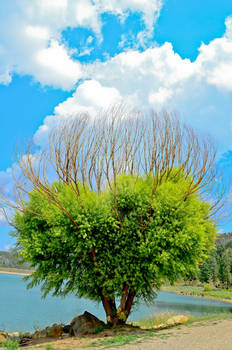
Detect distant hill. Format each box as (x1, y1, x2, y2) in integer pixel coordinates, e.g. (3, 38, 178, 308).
(1, 232, 231, 270)
(216, 232, 232, 247)
(0, 250, 32, 269)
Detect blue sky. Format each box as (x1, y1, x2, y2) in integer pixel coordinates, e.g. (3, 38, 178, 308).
(0, 0, 232, 249)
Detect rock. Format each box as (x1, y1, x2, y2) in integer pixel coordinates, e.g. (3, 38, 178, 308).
(152, 323, 166, 329)
(8, 332, 19, 338)
(70, 311, 105, 336)
(23, 332, 32, 338)
(46, 324, 63, 338)
(63, 325, 71, 334)
(167, 315, 189, 325)
(0, 332, 8, 344)
(19, 336, 32, 347)
(32, 329, 47, 340)
(32, 324, 63, 340)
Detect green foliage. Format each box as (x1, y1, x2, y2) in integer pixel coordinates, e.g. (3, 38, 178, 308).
(199, 251, 218, 284)
(203, 284, 213, 292)
(199, 239, 232, 288)
(1, 339, 19, 350)
(12, 172, 216, 306)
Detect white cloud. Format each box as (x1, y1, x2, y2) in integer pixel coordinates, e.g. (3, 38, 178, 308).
(34, 16, 232, 153)
(0, 0, 162, 89)
(34, 80, 121, 145)
(95, 0, 162, 33)
(87, 42, 196, 107)
(35, 41, 82, 89)
(195, 17, 232, 91)
(2, 11, 232, 198)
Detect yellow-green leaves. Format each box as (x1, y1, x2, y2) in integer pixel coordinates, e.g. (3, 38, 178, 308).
(12, 173, 216, 304)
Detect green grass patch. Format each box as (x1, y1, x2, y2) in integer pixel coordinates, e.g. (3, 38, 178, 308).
(0, 339, 19, 350)
(162, 285, 232, 300)
(134, 312, 176, 329)
(87, 334, 143, 348)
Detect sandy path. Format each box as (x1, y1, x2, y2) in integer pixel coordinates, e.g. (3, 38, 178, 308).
(30, 319, 232, 350)
(110, 319, 232, 350)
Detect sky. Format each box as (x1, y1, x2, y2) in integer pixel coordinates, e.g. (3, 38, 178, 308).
(1, 0, 232, 250)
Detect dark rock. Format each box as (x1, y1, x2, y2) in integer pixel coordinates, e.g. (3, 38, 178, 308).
(63, 325, 71, 334)
(19, 336, 32, 347)
(70, 311, 105, 336)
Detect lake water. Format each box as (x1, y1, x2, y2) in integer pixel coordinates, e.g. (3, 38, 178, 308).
(1, 274, 232, 332)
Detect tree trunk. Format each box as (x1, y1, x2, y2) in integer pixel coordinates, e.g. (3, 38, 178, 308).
(101, 288, 136, 327)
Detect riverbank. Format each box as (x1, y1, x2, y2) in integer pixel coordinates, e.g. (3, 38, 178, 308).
(25, 314, 232, 349)
(0, 267, 32, 276)
(162, 285, 232, 303)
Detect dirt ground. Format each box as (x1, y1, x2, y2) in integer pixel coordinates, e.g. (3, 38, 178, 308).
(27, 319, 232, 350)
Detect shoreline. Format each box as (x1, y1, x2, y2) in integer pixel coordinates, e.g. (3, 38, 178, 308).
(162, 288, 232, 304)
(0, 268, 32, 276)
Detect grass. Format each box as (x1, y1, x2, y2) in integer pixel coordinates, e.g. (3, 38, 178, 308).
(136, 312, 177, 329)
(162, 284, 232, 301)
(86, 312, 232, 349)
(45, 345, 56, 350)
(87, 334, 144, 348)
(21, 312, 232, 350)
(0, 339, 19, 350)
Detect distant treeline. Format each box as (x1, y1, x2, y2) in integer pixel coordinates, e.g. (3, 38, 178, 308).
(0, 250, 32, 269)
(2, 232, 232, 276)
(199, 232, 232, 288)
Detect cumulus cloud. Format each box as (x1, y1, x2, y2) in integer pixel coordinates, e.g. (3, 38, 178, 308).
(88, 42, 197, 107)
(195, 17, 232, 91)
(34, 16, 232, 153)
(2, 12, 232, 195)
(0, 0, 162, 89)
(34, 79, 122, 145)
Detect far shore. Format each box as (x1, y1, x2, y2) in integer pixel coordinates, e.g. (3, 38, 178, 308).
(162, 286, 232, 304)
(0, 267, 33, 276)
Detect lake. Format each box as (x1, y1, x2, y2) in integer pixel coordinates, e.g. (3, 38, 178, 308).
(1, 274, 232, 332)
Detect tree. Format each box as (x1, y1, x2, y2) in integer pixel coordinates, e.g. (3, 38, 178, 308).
(1, 106, 224, 325)
(199, 251, 218, 284)
(217, 243, 232, 288)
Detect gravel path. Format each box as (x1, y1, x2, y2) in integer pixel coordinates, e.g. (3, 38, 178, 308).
(30, 319, 232, 350)
(109, 319, 232, 350)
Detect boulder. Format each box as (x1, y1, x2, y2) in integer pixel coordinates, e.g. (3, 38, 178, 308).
(32, 329, 47, 340)
(70, 311, 105, 336)
(46, 324, 63, 338)
(32, 324, 63, 339)
(63, 325, 71, 334)
(8, 332, 19, 338)
(18, 335, 32, 347)
(167, 315, 188, 325)
(152, 323, 166, 329)
(0, 332, 8, 344)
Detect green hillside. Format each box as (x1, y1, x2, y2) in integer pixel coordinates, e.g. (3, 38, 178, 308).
(0, 250, 32, 269)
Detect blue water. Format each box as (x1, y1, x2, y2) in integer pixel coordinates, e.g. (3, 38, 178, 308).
(1, 274, 232, 332)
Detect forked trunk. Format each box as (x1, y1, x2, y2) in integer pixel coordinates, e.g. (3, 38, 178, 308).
(101, 287, 136, 326)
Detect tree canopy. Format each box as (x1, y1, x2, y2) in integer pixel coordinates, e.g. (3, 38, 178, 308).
(1, 106, 224, 325)
(13, 172, 216, 323)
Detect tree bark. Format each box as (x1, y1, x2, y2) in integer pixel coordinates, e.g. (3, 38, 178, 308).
(101, 287, 136, 327)
(101, 295, 117, 325)
(125, 289, 136, 317)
